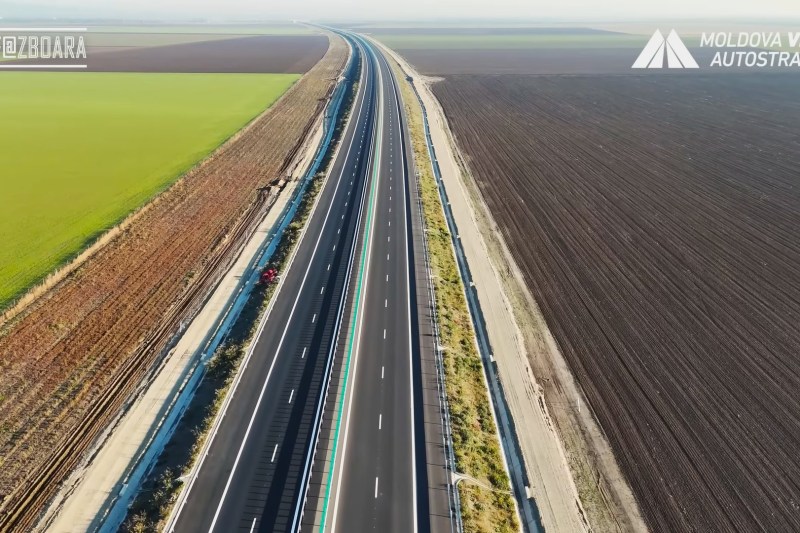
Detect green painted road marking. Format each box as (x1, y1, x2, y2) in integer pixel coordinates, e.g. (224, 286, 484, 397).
(318, 41, 384, 532)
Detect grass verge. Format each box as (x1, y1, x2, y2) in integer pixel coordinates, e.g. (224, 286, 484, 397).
(390, 60, 519, 532)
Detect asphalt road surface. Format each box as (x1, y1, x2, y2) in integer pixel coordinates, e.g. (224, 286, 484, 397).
(167, 33, 450, 533)
(322, 37, 430, 533)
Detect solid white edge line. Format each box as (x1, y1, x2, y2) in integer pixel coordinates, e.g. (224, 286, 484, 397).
(380, 44, 420, 533)
(328, 39, 384, 533)
(196, 52, 370, 533)
(167, 76, 353, 532)
(289, 38, 375, 533)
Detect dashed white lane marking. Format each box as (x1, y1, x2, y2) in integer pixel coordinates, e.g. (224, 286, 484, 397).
(320, 286, 325, 295)
(379, 414, 382, 430)
(386, 274, 389, 282)
(375, 477, 379, 498)
(327, 263, 331, 271)
(385, 299, 387, 308)
(388, 236, 390, 242)
(271, 444, 279, 463)
(289, 389, 294, 404)
(250, 518, 257, 533)
(333, 244, 336, 251)
(301, 347, 306, 359)
(312, 313, 316, 324)
(387, 253, 390, 261)
(383, 329, 386, 340)
(381, 366, 385, 379)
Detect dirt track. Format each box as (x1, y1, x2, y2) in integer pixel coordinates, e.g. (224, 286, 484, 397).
(0, 35, 346, 532)
(434, 73, 800, 532)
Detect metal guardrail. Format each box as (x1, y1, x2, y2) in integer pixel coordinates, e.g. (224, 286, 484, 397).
(96, 43, 357, 533)
(414, 166, 463, 533)
(381, 53, 463, 533)
(369, 37, 462, 533)
(289, 31, 362, 533)
(406, 78, 544, 533)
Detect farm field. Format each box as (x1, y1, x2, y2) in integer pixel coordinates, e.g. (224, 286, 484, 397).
(372, 27, 648, 74)
(85, 35, 329, 72)
(0, 72, 298, 309)
(370, 28, 642, 49)
(433, 73, 800, 532)
(90, 24, 315, 35)
(0, 34, 346, 532)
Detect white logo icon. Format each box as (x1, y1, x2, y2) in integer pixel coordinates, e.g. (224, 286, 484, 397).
(632, 29, 699, 69)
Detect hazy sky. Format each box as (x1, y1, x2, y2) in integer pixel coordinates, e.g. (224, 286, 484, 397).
(2, 0, 799, 21)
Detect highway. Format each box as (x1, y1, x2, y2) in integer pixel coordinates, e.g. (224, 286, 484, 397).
(322, 37, 427, 533)
(167, 33, 449, 533)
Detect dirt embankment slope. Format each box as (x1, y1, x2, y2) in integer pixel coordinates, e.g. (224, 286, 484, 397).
(0, 35, 346, 532)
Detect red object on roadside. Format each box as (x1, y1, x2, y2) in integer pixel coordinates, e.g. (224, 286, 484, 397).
(260, 268, 278, 285)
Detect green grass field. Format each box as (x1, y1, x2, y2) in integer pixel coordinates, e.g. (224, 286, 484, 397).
(0, 72, 298, 309)
(372, 32, 645, 49)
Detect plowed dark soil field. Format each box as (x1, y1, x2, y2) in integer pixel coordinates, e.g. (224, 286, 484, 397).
(12, 34, 329, 73)
(87, 34, 329, 72)
(434, 74, 800, 532)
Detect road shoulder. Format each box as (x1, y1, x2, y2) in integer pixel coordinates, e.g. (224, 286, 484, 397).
(378, 42, 647, 532)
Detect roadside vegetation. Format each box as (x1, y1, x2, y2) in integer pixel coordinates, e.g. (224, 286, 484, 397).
(390, 60, 518, 532)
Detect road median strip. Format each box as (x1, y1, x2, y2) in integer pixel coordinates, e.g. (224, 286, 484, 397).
(385, 45, 521, 533)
